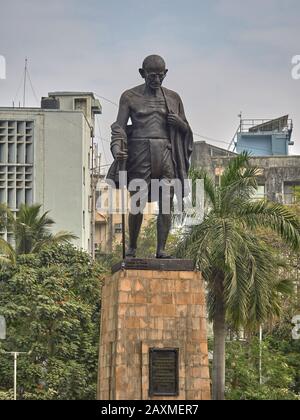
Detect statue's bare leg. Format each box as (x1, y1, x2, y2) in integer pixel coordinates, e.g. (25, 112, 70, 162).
(126, 192, 147, 258)
(156, 185, 174, 259)
(156, 214, 172, 258)
(126, 212, 144, 258)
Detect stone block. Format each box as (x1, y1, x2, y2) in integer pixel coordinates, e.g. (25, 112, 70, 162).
(98, 266, 210, 400)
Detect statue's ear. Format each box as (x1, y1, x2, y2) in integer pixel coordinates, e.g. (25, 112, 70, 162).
(165, 69, 168, 76)
(139, 68, 145, 78)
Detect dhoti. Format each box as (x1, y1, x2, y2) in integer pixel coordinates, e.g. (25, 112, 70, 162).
(127, 138, 175, 202)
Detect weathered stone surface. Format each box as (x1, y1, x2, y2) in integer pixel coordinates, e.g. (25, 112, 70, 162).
(192, 141, 300, 204)
(97, 268, 211, 400)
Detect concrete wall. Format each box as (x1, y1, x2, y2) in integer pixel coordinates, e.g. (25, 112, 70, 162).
(236, 133, 289, 156)
(249, 155, 300, 203)
(41, 111, 87, 249)
(192, 142, 300, 204)
(0, 107, 92, 251)
(191, 141, 236, 179)
(48, 93, 94, 123)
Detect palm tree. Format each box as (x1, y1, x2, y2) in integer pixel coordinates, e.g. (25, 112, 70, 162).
(0, 204, 77, 261)
(177, 153, 300, 400)
(0, 204, 16, 265)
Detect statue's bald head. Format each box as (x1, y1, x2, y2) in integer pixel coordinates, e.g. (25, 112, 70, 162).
(142, 55, 166, 72)
(139, 55, 168, 90)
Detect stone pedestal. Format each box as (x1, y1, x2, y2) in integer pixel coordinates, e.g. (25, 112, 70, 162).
(97, 260, 211, 400)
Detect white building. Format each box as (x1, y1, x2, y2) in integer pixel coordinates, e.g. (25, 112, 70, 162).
(0, 92, 102, 252)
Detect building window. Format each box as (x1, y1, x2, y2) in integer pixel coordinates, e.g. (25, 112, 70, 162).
(253, 185, 266, 201)
(284, 184, 300, 205)
(0, 119, 34, 234)
(83, 211, 85, 229)
(25, 143, 33, 164)
(96, 191, 102, 210)
(25, 189, 32, 205)
(0, 144, 5, 163)
(0, 189, 5, 204)
(114, 223, 122, 234)
(74, 98, 88, 117)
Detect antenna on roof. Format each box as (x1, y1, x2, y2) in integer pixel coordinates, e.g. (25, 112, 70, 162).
(13, 57, 39, 107)
(23, 58, 28, 107)
(238, 111, 243, 133)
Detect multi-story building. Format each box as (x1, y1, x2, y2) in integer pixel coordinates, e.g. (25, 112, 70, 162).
(0, 92, 102, 251)
(232, 116, 294, 156)
(192, 141, 300, 205)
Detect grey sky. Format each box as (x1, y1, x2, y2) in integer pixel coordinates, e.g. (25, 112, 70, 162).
(0, 0, 299, 165)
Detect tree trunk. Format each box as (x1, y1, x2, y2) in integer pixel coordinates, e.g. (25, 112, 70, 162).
(212, 282, 226, 401)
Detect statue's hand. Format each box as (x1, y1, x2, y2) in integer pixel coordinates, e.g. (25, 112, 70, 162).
(167, 113, 187, 132)
(112, 145, 128, 161)
(116, 150, 128, 161)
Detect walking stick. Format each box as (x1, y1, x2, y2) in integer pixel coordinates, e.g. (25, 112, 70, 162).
(120, 136, 127, 260)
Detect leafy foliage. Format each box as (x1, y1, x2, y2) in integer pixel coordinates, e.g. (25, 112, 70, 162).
(0, 244, 104, 400)
(226, 338, 299, 400)
(177, 153, 300, 399)
(178, 153, 300, 328)
(0, 204, 77, 264)
(0, 205, 15, 266)
(12, 204, 78, 255)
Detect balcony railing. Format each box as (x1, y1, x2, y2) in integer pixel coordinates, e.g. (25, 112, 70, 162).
(228, 117, 293, 152)
(239, 118, 293, 134)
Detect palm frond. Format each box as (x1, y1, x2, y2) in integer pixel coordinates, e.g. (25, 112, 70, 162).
(189, 168, 217, 208)
(0, 238, 16, 265)
(238, 201, 300, 251)
(0, 204, 14, 231)
(31, 231, 78, 253)
(177, 153, 300, 330)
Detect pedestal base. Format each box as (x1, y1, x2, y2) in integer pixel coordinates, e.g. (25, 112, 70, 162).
(97, 260, 211, 400)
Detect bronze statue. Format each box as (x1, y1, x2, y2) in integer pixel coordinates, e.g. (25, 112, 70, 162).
(107, 55, 193, 258)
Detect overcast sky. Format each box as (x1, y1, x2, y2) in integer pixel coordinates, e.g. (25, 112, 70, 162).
(0, 0, 299, 166)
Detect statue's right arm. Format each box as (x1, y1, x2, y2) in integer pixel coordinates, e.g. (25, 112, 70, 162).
(111, 92, 130, 159)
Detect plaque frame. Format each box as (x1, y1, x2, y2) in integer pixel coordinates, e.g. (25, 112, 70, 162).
(149, 348, 179, 397)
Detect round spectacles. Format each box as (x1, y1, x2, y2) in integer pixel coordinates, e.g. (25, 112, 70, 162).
(146, 72, 166, 81)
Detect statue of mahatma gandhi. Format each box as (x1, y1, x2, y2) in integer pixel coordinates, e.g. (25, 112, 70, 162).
(107, 55, 193, 259)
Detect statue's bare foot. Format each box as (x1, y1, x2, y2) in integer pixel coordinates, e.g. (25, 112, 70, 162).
(126, 248, 137, 258)
(156, 252, 173, 259)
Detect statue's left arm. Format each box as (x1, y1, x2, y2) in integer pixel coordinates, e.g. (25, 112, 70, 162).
(167, 95, 190, 134)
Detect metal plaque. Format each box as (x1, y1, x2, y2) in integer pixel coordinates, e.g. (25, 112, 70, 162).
(149, 348, 179, 396)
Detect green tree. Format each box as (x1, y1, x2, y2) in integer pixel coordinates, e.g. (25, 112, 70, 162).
(226, 338, 299, 400)
(12, 204, 77, 255)
(0, 244, 104, 400)
(0, 205, 15, 265)
(0, 204, 77, 264)
(178, 153, 300, 400)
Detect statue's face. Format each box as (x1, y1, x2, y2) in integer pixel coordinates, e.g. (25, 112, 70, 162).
(141, 64, 168, 90)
